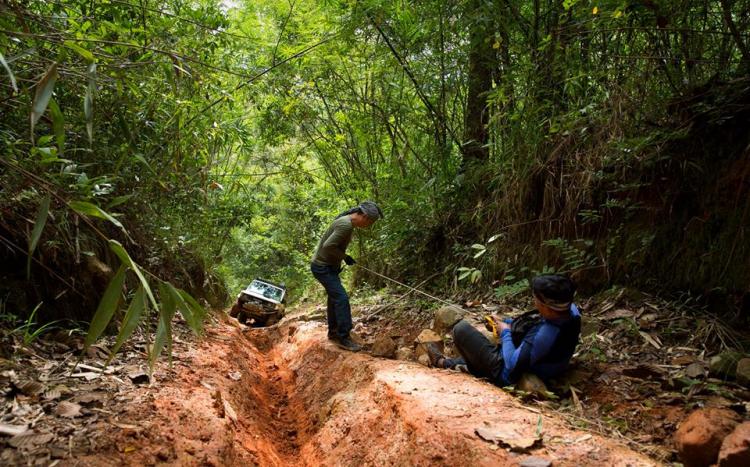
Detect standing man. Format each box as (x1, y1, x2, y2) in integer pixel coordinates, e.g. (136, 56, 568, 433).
(311, 201, 384, 352)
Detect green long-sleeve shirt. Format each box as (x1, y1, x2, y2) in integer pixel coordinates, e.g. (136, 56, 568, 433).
(311, 216, 354, 270)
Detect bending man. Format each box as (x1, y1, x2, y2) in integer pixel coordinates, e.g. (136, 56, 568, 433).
(311, 201, 384, 352)
(429, 274, 581, 386)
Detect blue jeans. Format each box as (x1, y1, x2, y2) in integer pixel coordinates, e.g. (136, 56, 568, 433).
(310, 263, 352, 338)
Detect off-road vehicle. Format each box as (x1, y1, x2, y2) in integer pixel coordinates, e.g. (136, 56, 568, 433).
(229, 278, 286, 327)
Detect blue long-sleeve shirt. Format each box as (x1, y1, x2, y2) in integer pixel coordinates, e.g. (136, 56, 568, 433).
(499, 304, 581, 385)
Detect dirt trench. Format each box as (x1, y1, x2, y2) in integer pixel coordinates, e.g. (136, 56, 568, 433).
(70, 317, 658, 466)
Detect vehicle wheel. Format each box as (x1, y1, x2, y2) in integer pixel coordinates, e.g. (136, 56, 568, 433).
(265, 315, 277, 327)
(229, 303, 240, 318)
(238, 312, 248, 324)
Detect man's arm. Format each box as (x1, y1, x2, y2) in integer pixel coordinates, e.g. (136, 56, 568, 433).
(500, 324, 561, 382)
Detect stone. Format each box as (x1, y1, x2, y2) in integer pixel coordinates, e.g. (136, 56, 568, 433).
(417, 354, 430, 367)
(709, 353, 744, 378)
(580, 317, 601, 338)
(433, 306, 464, 335)
(718, 422, 750, 467)
(396, 347, 413, 361)
(515, 373, 548, 398)
(413, 329, 444, 363)
(674, 408, 742, 467)
(735, 359, 750, 388)
(370, 337, 397, 358)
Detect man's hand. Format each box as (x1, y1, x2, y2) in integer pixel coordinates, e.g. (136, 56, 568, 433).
(344, 255, 356, 266)
(496, 321, 511, 332)
(486, 314, 510, 333)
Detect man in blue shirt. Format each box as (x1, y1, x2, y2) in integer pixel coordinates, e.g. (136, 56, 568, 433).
(427, 274, 581, 386)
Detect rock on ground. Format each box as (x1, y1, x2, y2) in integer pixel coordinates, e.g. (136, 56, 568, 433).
(413, 329, 443, 365)
(516, 373, 548, 398)
(674, 408, 742, 467)
(396, 346, 413, 361)
(433, 306, 464, 335)
(735, 358, 750, 388)
(718, 422, 750, 467)
(709, 352, 744, 378)
(370, 336, 397, 358)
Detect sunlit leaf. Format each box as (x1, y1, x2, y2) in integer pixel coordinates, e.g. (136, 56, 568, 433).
(48, 99, 65, 156)
(151, 282, 176, 375)
(31, 63, 57, 133)
(63, 40, 94, 62)
(85, 62, 97, 143)
(593, 6, 598, 14)
(81, 264, 127, 356)
(165, 283, 202, 336)
(105, 286, 146, 367)
(106, 194, 133, 209)
(108, 240, 158, 310)
(0, 50, 18, 92)
(69, 201, 123, 229)
(27, 193, 50, 280)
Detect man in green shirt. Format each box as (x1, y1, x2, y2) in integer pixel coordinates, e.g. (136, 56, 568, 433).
(311, 201, 384, 351)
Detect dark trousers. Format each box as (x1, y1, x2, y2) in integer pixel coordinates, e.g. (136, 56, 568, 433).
(443, 320, 504, 385)
(310, 263, 352, 339)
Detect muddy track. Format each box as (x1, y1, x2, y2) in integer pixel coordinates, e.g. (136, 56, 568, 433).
(238, 328, 307, 465)
(68, 318, 659, 466)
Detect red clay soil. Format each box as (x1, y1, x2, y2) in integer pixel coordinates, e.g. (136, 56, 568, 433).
(67, 317, 658, 467)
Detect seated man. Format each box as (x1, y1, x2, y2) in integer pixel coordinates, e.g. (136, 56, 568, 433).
(428, 274, 581, 386)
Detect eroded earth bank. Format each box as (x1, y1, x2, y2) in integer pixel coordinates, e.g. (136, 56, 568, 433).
(66, 315, 654, 467)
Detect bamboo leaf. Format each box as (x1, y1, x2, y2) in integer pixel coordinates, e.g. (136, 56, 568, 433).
(177, 289, 207, 320)
(48, 99, 65, 156)
(31, 63, 58, 132)
(105, 286, 146, 367)
(68, 201, 123, 229)
(27, 193, 50, 280)
(0, 50, 18, 92)
(106, 194, 133, 209)
(85, 62, 97, 144)
(151, 282, 176, 375)
(81, 264, 127, 356)
(165, 283, 202, 336)
(108, 240, 158, 310)
(63, 40, 94, 62)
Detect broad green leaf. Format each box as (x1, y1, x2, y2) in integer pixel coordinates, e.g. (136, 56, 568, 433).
(27, 193, 50, 280)
(63, 40, 94, 62)
(108, 240, 158, 310)
(473, 249, 487, 259)
(106, 194, 133, 209)
(459, 270, 471, 280)
(0, 50, 18, 92)
(151, 282, 176, 375)
(165, 283, 202, 336)
(81, 264, 127, 356)
(177, 289, 207, 320)
(31, 63, 57, 133)
(85, 63, 97, 143)
(471, 244, 485, 250)
(48, 99, 65, 156)
(105, 286, 146, 367)
(69, 201, 123, 229)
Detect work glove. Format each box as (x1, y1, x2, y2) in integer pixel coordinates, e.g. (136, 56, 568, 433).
(344, 255, 356, 266)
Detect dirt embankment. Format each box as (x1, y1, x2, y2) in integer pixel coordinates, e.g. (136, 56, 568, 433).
(63, 314, 657, 467)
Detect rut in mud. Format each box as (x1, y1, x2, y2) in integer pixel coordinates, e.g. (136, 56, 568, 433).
(67, 316, 656, 467)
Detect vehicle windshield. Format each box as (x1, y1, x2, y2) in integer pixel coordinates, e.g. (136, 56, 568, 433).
(246, 280, 284, 302)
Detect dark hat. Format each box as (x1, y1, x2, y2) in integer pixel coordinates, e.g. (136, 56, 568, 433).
(531, 274, 575, 312)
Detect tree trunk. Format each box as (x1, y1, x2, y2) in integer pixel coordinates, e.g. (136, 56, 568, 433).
(463, 0, 493, 164)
